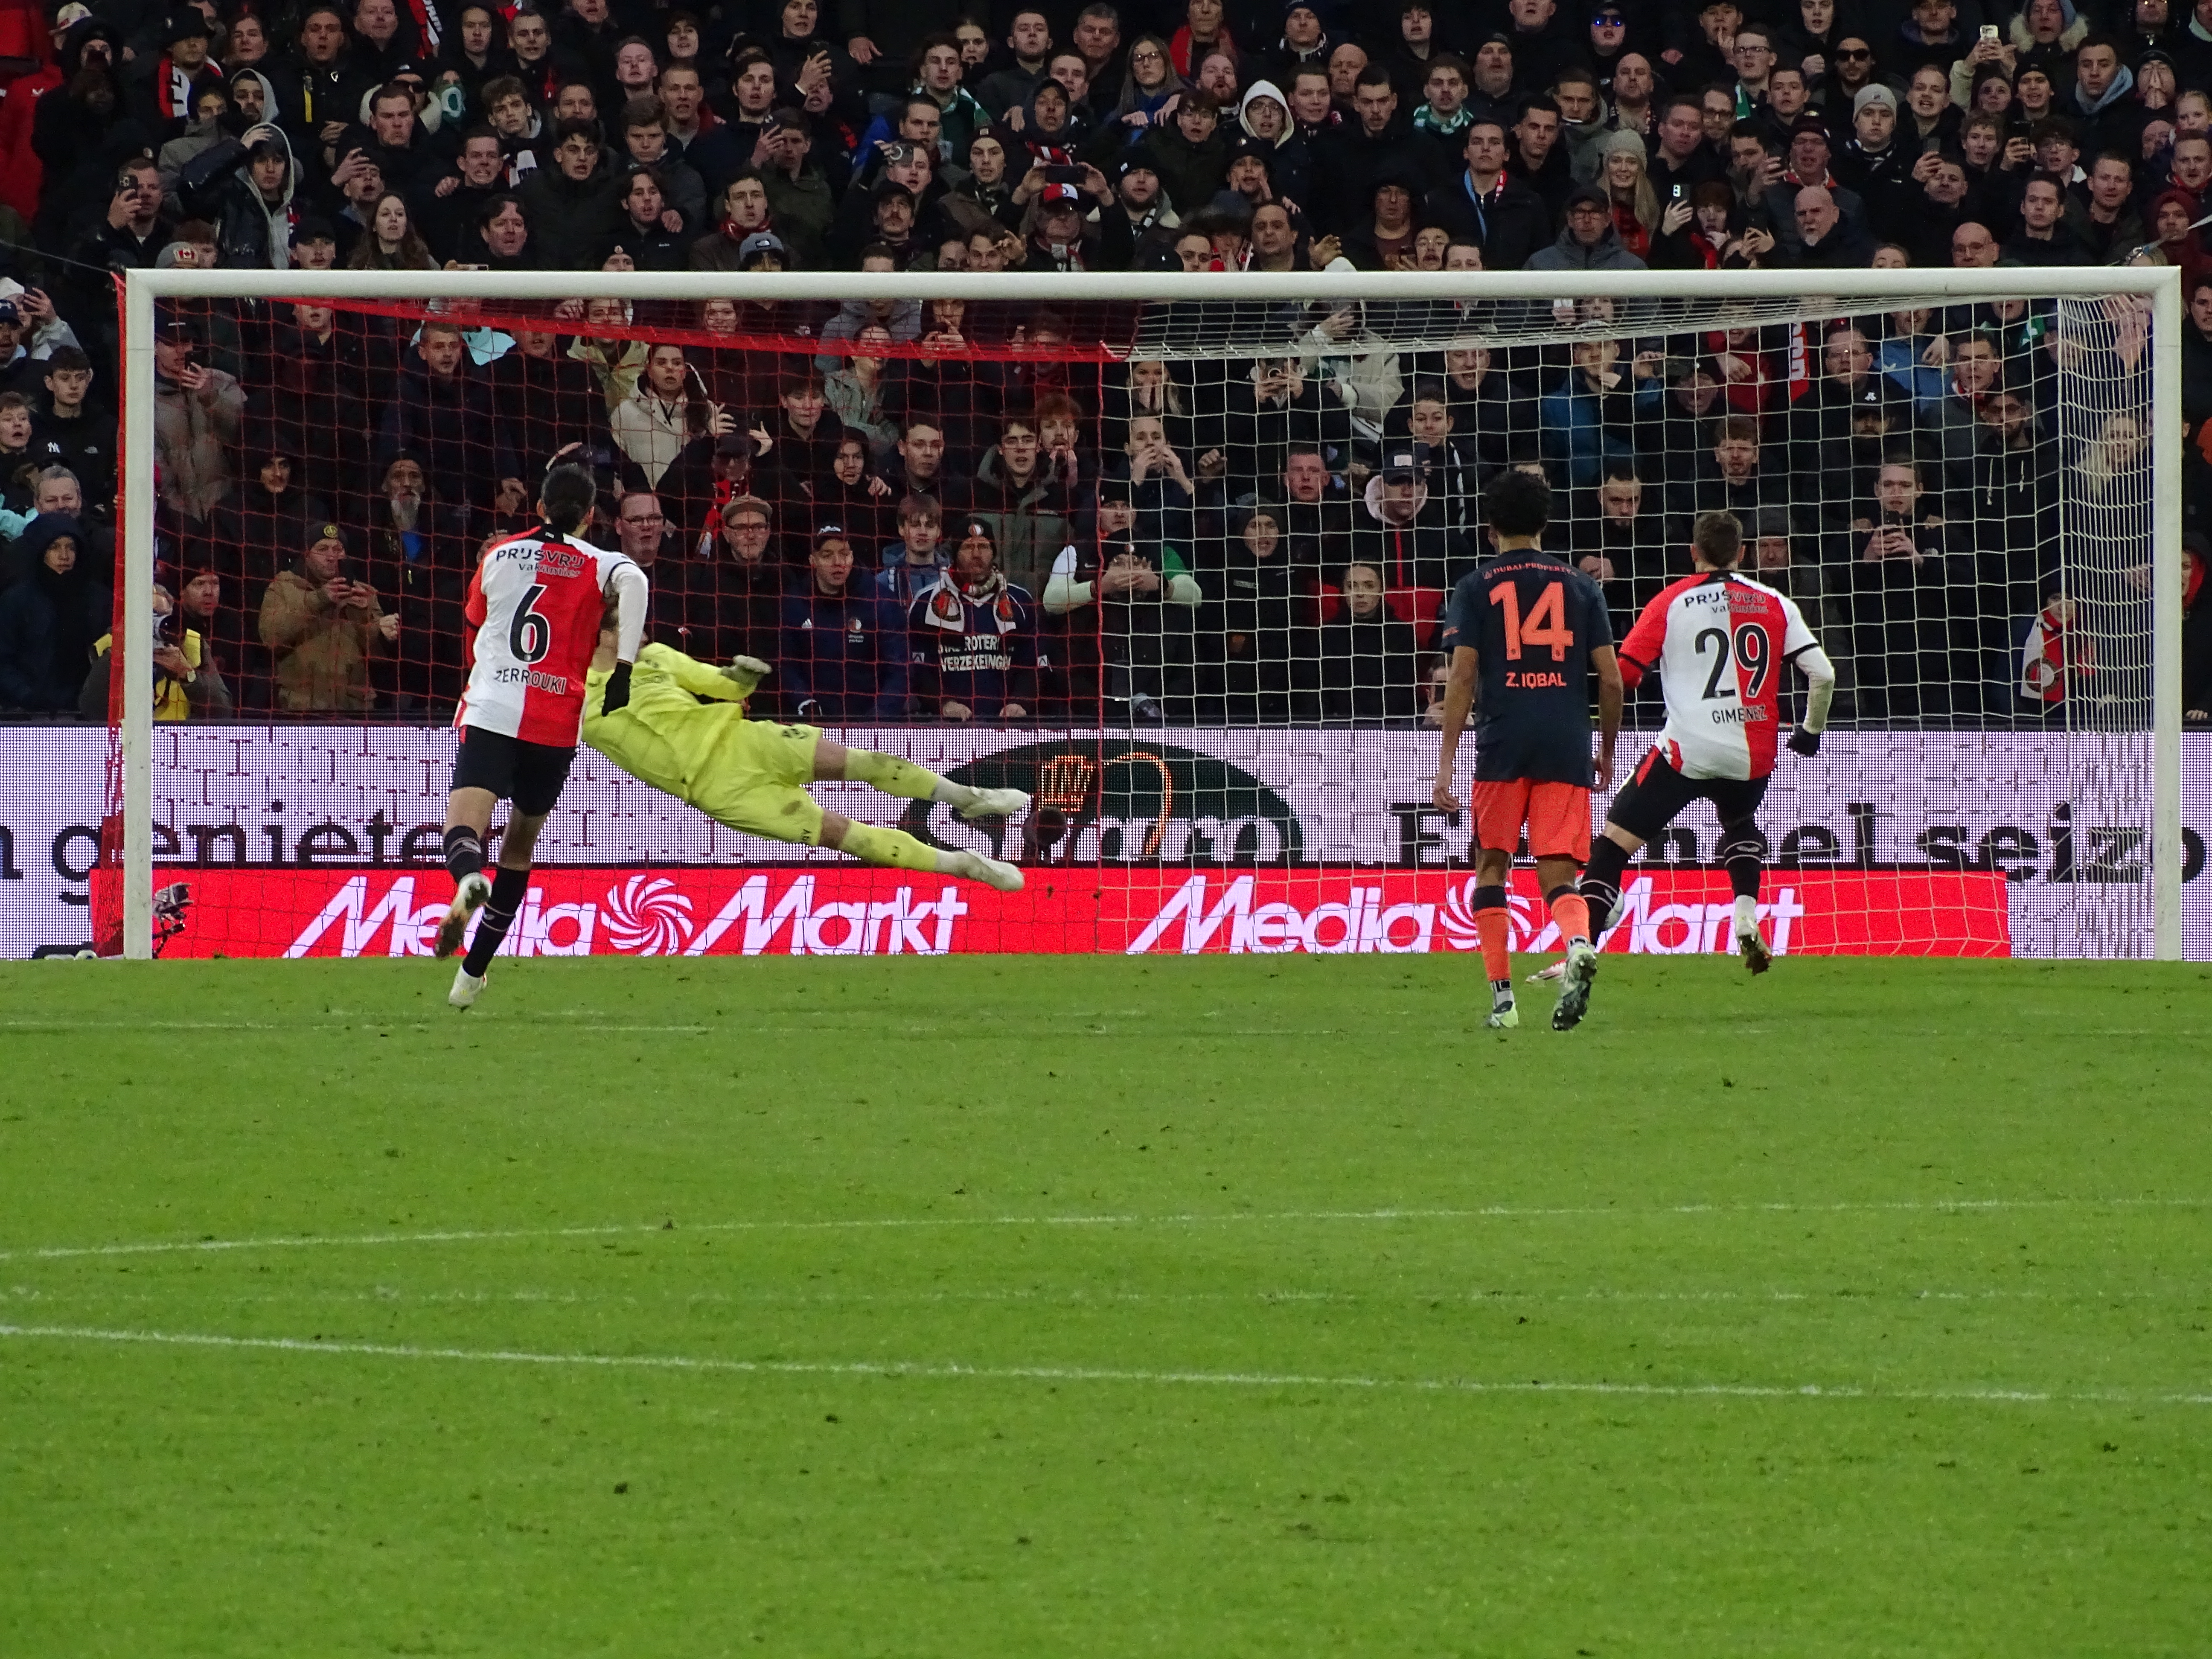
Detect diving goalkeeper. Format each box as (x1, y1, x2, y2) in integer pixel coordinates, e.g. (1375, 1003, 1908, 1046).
(580, 636, 1028, 891)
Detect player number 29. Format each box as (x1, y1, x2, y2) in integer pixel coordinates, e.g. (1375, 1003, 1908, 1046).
(509, 583, 551, 665)
(1694, 623, 1771, 699)
(1490, 580, 1573, 662)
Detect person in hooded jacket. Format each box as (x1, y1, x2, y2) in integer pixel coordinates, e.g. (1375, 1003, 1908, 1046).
(32, 26, 154, 248)
(433, 3, 516, 113)
(180, 120, 299, 269)
(226, 63, 282, 130)
(1003, 76, 1094, 166)
(1318, 558, 1423, 722)
(207, 446, 331, 594)
(1236, 78, 1311, 208)
(1348, 441, 1475, 609)
(1201, 501, 1318, 724)
(0, 513, 108, 713)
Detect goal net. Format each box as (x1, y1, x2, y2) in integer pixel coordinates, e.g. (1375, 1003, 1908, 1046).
(79, 267, 2193, 964)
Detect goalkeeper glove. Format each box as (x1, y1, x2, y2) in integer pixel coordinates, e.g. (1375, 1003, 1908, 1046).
(1787, 727, 1820, 757)
(601, 661, 633, 714)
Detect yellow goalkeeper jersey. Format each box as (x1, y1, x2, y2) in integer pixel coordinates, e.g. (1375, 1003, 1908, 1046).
(582, 643, 754, 795)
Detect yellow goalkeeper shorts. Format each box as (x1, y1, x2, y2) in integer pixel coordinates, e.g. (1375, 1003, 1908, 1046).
(694, 720, 827, 846)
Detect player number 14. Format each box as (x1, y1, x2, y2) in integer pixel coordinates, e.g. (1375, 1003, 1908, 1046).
(1490, 580, 1573, 662)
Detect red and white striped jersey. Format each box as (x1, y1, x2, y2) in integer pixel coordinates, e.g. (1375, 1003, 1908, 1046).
(1617, 573, 1819, 780)
(455, 527, 646, 746)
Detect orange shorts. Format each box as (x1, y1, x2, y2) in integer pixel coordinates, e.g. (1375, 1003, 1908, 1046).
(1472, 778, 1592, 864)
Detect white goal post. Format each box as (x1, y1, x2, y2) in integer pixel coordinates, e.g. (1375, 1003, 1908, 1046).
(115, 265, 2186, 961)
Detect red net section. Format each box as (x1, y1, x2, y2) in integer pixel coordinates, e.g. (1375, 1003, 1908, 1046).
(88, 287, 2169, 964)
(156, 292, 1158, 725)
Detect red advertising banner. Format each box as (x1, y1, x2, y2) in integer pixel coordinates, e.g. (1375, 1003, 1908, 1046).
(164, 867, 2013, 960)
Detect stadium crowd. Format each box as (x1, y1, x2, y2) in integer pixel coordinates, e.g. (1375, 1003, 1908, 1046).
(0, 0, 2207, 727)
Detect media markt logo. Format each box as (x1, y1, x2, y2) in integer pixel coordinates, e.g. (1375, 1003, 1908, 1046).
(285, 871, 968, 958)
(901, 739, 1305, 866)
(601, 874, 693, 955)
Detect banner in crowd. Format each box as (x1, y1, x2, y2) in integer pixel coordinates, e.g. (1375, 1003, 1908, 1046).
(2, 727, 2205, 959)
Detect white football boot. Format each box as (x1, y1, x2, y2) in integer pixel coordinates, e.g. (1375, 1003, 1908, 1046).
(958, 787, 1031, 820)
(1551, 939, 1600, 1032)
(947, 849, 1025, 892)
(435, 871, 491, 958)
(448, 965, 489, 1010)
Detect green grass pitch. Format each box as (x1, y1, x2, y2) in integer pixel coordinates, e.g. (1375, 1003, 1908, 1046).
(2, 955, 2208, 1657)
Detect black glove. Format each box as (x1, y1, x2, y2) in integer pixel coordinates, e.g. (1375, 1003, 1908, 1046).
(600, 661, 633, 713)
(1787, 727, 1820, 757)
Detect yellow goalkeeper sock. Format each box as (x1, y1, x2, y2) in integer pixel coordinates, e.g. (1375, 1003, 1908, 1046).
(839, 822, 954, 874)
(842, 748, 972, 806)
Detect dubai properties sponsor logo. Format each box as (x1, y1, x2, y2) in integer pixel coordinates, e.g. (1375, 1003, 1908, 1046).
(283, 871, 971, 958)
(1126, 874, 1806, 957)
(901, 739, 1305, 866)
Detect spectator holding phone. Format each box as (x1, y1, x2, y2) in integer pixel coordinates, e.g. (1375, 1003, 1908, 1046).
(79, 578, 234, 722)
(258, 522, 396, 713)
(151, 314, 244, 522)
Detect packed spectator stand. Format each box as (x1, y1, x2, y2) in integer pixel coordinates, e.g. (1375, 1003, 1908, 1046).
(0, 0, 2208, 729)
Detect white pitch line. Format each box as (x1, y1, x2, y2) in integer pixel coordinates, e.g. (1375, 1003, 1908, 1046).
(5, 1284, 2197, 1309)
(9, 1185, 2203, 1265)
(2, 1322, 2206, 1408)
(4, 1193, 2206, 1266)
(0, 1020, 718, 1033)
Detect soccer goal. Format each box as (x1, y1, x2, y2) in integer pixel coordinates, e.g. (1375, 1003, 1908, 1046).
(83, 264, 2194, 965)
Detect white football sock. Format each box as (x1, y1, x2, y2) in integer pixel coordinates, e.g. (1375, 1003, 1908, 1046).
(930, 777, 979, 809)
(1734, 894, 1759, 935)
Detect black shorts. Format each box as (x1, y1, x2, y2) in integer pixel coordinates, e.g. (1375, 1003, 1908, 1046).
(1608, 748, 1770, 843)
(450, 725, 577, 817)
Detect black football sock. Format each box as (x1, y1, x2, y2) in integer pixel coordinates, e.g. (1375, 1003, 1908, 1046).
(1581, 836, 1630, 937)
(444, 825, 484, 885)
(462, 865, 532, 977)
(1720, 825, 1769, 901)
